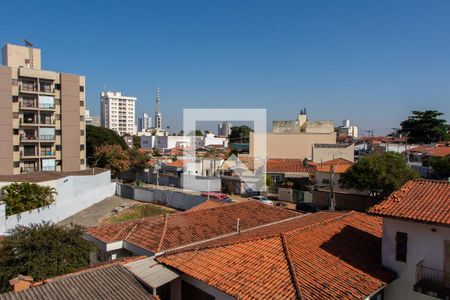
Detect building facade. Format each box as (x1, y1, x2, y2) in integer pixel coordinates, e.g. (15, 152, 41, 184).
(137, 112, 151, 132)
(218, 121, 232, 136)
(85, 109, 100, 127)
(0, 43, 86, 175)
(100, 91, 136, 135)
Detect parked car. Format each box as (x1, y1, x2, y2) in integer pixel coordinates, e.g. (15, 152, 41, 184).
(251, 196, 274, 206)
(201, 192, 232, 203)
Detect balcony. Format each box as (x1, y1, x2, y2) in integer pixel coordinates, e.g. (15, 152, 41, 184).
(40, 150, 55, 157)
(19, 84, 37, 93)
(39, 135, 56, 141)
(22, 166, 37, 173)
(20, 118, 39, 126)
(414, 261, 450, 299)
(39, 118, 56, 126)
(21, 150, 37, 158)
(39, 103, 55, 110)
(20, 135, 38, 142)
(20, 101, 38, 110)
(39, 84, 53, 94)
(41, 166, 56, 171)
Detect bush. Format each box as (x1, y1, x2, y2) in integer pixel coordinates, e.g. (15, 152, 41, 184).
(1, 183, 57, 216)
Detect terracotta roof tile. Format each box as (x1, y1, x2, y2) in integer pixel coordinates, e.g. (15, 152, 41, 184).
(369, 179, 450, 225)
(87, 201, 300, 253)
(188, 199, 228, 212)
(315, 158, 354, 174)
(409, 146, 450, 157)
(158, 212, 395, 300)
(267, 159, 311, 173)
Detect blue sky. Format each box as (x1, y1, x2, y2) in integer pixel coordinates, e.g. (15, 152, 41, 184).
(1, 0, 449, 134)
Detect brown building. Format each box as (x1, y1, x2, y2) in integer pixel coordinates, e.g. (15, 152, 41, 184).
(0, 43, 86, 175)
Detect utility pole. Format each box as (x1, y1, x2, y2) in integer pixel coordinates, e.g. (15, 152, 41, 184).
(329, 165, 336, 211)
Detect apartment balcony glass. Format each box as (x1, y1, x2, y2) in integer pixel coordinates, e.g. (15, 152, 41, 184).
(41, 159, 56, 171)
(414, 261, 450, 299)
(20, 81, 37, 92)
(40, 149, 55, 156)
(22, 166, 37, 173)
(21, 97, 37, 109)
(39, 128, 55, 141)
(39, 95, 55, 109)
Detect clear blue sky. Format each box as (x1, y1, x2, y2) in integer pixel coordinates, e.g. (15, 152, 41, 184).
(1, 0, 449, 134)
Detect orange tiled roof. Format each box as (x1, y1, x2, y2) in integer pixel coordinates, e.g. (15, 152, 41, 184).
(409, 146, 450, 157)
(86, 201, 300, 253)
(267, 159, 310, 173)
(158, 212, 395, 300)
(166, 160, 185, 167)
(370, 179, 450, 225)
(315, 158, 353, 174)
(188, 199, 227, 212)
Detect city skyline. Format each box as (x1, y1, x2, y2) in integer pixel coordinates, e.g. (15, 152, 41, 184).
(1, 0, 449, 134)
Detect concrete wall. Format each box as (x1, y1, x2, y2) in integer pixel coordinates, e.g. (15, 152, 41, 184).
(250, 131, 336, 159)
(0, 171, 116, 235)
(382, 218, 450, 300)
(312, 144, 355, 163)
(116, 184, 206, 211)
(60, 73, 83, 171)
(0, 66, 13, 175)
(312, 190, 378, 212)
(2, 44, 41, 69)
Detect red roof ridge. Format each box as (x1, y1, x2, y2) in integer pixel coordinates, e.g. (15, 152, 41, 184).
(157, 213, 311, 256)
(156, 214, 170, 252)
(283, 211, 356, 236)
(280, 233, 303, 299)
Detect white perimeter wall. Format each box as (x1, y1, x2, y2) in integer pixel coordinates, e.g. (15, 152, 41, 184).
(382, 217, 450, 300)
(0, 171, 116, 235)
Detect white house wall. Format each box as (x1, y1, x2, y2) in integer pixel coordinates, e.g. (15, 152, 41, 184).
(382, 217, 450, 300)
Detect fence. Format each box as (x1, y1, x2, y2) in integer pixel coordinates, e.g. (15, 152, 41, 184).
(0, 170, 116, 235)
(116, 183, 206, 211)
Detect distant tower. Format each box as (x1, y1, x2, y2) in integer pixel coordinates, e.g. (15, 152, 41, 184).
(155, 87, 162, 129)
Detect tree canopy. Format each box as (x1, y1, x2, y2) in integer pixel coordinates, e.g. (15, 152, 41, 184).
(399, 110, 449, 144)
(428, 155, 450, 179)
(1, 183, 57, 216)
(229, 125, 252, 143)
(86, 125, 128, 164)
(339, 152, 418, 198)
(93, 144, 130, 177)
(0, 222, 95, 293)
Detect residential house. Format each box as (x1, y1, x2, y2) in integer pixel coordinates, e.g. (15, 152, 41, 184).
(370, 179, 450, 300)
(0, 257, 156, 300)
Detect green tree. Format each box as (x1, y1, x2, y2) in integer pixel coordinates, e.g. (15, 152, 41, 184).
(132, 135, 141, 148)
(399, 110, 449, 144)
(86, 125, 128, 165)
(339, 152, 418, 197)
(1, 183, 57, 216)
(195, 129, 203, 136)
(428, 155, 450, 179)
(94, 144, 130, 177)
(128, 148, 149, 181)
(0, 222, 96, 293)
(229, 125, 252, 143)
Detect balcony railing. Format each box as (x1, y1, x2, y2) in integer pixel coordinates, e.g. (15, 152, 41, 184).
(20, 84, 37, 92)
(22, 151, 37, 157)
(39, 103, 55, 109)
(39, 135, 55, 141)
(414, 260, 450, 299)
(40, 150, 55, 156)
(20, 135, 38, 141)
(39, 85, 53, 93)
(20, 102, 37, 109)
(41, 166, 56, 171)
(22, 166, 37, 173)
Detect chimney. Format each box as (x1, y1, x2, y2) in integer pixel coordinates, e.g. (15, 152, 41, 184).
(9, 275, 34, 292)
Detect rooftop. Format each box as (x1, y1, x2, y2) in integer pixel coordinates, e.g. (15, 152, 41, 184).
(0, 263, 154, 300)
(86, 201, 300, 253)
(370, 179, 450, 225)
(313, 143, 352, 148)
(0, 168, 109, 183)
(266, 158, 311, 173)
(409, 145, 450, 157)
(158, 211, 395, 300)
(313, 158, 354, 174)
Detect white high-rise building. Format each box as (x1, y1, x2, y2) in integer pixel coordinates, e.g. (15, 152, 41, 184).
(138, 113, 152, 132)
(155, 88, 162, 129)
(100, 91, 136, 135)
(218, 121, 232, 136)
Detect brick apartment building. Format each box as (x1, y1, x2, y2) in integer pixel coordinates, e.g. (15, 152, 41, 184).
(0, 43, 86, 175)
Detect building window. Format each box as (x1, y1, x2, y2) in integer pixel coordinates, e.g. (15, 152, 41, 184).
(80, 159, 85, 164)
(80, 101, 84, 106)
(13, 162, 20, 168)
(80, 145, 85, 151)
(13, 145, 19, 151)
(12, 79, 18, 86)
(56, 145, 62, 151)
(12, 96, 18, 102)
(55, 130, 61, 135)
(396, 232, 408, 262)
(80, 115, 84, 121)
(13, 129, 19, 135)
(12, 112, 19, 119)
(55, 114, 61, 120)
(80, 86, 84, 92)
(80, 130, 84, 136)
(54, 83, 61, 90)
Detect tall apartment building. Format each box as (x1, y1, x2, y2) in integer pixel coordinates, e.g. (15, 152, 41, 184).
(0, 43, 86, 175)
(218, 121, 232, 136)
(137, 112, 151, 132)
(100, 91, 136, 135)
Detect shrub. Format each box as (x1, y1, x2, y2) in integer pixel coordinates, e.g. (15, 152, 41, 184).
(1, 183, 57, 216)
